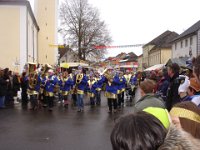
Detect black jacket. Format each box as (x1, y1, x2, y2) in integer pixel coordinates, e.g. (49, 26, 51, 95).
(166, 73, 180, 111)
(0, 77, 7, 96)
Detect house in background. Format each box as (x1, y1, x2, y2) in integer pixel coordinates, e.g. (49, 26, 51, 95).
(59, 48, 79, 63)
(172, 20, 200, 58)
(119, 52, 138, 66)
(142, 30, 179, 68)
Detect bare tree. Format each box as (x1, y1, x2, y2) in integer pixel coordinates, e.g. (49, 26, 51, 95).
(59, 0, 112, 61)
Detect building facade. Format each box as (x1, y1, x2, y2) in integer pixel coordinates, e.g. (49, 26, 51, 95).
(0, 0, 39, 72)
(137, 54, 143, 71)
(142, 30, 179, 68)
(34, 0, 58, 65)
(172, 20, 200, 58)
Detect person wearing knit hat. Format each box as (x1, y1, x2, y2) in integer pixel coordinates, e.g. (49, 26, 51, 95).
(170, 101, 200, 139)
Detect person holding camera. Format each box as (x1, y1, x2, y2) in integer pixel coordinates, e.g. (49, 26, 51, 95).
(166, 63, 181, 111)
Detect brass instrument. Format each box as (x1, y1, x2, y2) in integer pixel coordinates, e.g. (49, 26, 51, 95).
(27, 62, 38, 95)
(41, 64, 52, 77)
(102, 68, 113, 82)
(76, 73, 83, 84)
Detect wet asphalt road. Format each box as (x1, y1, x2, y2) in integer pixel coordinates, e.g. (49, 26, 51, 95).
(0, 94, 134, 150)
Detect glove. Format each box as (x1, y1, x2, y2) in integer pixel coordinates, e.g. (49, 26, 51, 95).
(178, 75, 190, 93)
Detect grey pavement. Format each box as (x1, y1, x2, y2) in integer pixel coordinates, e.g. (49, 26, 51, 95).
(0, 95, 134, 150)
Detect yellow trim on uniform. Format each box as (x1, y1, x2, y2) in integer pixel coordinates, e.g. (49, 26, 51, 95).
(77, 89, 84, 95)
(62, 91, 69, 96)
(170, 107, 200, 124)
(105, 92, 117, 99)
(96, 88, 101, 91)
(88, 92, 95, 98)
(27, 89, 38, 95)
(45, 92, 54, 97)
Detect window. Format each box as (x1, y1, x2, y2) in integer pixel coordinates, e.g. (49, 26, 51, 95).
(190, 37, 193, 45)
(181, 41, 183, 48)
(185, 39, 188, 47)
(175, 43, 177, 50)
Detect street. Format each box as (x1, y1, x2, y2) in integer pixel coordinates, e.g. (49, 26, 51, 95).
(0, 95, 133, 150)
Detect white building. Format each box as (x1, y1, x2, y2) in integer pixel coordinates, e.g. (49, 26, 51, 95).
(172, 20, 200, 58)
(0, 0, 39, 73)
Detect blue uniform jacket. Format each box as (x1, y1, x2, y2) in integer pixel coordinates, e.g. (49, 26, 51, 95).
(62, 77, 74, 92)
(45, 75, 56, 92)
(105, 75, 118, 94)
(130, 75, 137, 85)
(75, 74, 88, 91)
(118, 76, 126, 90)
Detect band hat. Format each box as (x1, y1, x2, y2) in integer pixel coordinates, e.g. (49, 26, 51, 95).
(189, 78, 200, 92)
(78, 65, 82, 70)
(143, 107, 171, 129)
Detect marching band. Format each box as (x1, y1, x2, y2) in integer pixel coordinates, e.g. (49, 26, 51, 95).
(25, 63, 138, 113)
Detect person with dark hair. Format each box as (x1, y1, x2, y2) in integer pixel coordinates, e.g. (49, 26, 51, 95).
(13, 72, 21, 104)
(157, 68, 170, 101)
(0, 69, 9, 108)
(111, 108, 200, 150)
(166, 63, 180, 111)
(20, 72, 28, 108)
(134, 79, 165, 111)
(110, 111, 168, 150)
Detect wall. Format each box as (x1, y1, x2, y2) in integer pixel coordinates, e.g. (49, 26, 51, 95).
(198, 30, 200, 55)
(35, 0, 58, 65)
(0, 5, 20, 72)
(27, 11, 38, 63)
(142, 45, 154, 68)
(137, 56, 143, 71)
(172, 35, 197, 58)
(161, 48, 171, 64)
(149, 50, 160, 66)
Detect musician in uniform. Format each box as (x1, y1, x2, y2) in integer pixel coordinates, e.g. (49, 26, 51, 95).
(101, 69, 118, 113)
(117, 71, 126, 108)
(87, 74, 97, 107)
(74, 66, 88, 112)
(60, 70, 73, 108)
(44, 69, 57, 111)
(27, 71, 39, 110)
(95, 72, 103, 105)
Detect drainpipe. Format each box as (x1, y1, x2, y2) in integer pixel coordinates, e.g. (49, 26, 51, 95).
(160, 49, 161, 64)
(26, 8, 28, 62)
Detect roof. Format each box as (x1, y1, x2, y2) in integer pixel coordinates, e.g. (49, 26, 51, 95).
(0, 0, 39, 31)
(173, 20, 200, 42)
(144, 64, 165, 71)
(138, 54, 143, 57)
(166, 57, 189, 67)
(143, 30, 179, 50)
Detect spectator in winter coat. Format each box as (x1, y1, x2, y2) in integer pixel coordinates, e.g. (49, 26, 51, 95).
(0, 69, 9, 108)
(134, 79, 165, 111)
(20, 72, 28, 108)
(13, 72, 21, 104)
(157, 68, 170, 101)
(166, 63, 181, 111)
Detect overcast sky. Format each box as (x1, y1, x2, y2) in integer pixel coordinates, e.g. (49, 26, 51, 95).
(29, 0, 200, 57)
